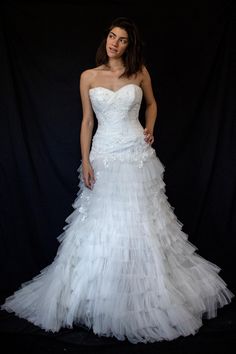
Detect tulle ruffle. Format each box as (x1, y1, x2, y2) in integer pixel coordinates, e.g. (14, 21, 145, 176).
(1, 153, 234, 344)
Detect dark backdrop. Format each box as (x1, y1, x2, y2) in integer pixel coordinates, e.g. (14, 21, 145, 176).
(0, 0, 235, 302)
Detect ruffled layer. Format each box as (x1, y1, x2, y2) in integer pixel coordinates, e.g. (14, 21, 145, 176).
(1, 153, 234, 344)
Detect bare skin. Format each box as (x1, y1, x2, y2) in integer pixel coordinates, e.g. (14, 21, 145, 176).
(80, 26, 157, 189)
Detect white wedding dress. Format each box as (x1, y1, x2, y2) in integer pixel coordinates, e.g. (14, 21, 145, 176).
(1, 83, 234, 344)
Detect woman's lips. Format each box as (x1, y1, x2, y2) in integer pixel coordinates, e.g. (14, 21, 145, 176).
(109, 47, 117, 53)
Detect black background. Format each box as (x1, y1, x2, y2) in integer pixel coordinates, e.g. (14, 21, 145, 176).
(0, 0, 235, 303)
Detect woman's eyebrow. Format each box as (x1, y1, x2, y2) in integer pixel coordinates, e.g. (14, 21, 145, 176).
(110, 31, 128, 40)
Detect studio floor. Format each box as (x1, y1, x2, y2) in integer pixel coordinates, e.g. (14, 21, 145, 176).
(0, 299, 236, 354)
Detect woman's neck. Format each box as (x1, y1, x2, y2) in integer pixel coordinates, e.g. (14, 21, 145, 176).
(106, 59, 125, 72)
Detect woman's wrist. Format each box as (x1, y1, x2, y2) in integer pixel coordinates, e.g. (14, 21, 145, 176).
(82, 158, 90, 165)
(144, 127, 153, 135)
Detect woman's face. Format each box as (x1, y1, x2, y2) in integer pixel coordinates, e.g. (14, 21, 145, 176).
(106, 26, 129, 59)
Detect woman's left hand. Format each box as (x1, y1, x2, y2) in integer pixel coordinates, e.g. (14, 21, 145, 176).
(144, 128, 154, 145)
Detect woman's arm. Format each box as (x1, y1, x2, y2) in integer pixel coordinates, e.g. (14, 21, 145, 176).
(79, 70, 95, 189)
(140, 66, 158, 145)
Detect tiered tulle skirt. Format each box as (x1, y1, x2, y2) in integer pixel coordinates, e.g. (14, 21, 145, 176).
(1, 150, 234, 343)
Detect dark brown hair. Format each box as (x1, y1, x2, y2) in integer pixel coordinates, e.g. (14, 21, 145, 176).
(95, 17, 145, 78)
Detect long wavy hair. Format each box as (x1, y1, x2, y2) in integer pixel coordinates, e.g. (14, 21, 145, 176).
(95, 17, 145, 78)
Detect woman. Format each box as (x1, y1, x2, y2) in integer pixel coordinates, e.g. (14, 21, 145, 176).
(80, 17, 156, 190)
(1, 17, 234, 344)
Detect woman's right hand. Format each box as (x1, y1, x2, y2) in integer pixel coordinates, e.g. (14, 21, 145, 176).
(82, 160, 95, 190)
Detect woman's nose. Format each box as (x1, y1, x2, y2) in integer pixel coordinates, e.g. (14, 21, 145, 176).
(112, 39, 119, 46)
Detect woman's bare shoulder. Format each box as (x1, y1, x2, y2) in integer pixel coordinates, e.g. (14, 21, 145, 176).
(80, 66, 106, 83)
(140, 65, 151, 78)
(80, 68, 96, 81)
(139, 65, 152, 86)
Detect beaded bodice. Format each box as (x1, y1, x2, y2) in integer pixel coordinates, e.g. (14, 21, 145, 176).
(88, 84, 155, 167)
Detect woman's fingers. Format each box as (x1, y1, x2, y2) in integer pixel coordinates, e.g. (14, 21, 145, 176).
(144, 129, 154, 145)
(89, 171, 95, 189)
(147, 137, 154, 144)
(85, 170, 95, 190)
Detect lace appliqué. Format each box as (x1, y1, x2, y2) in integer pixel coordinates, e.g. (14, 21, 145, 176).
(90, 143, 156, 168)
(73, 169, 101, 223)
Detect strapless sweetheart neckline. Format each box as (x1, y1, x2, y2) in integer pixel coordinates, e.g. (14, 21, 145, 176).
(89, 83, 142, 93)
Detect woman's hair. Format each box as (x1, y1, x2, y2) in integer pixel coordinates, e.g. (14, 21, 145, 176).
(95, 17, 145, 77)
